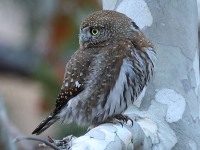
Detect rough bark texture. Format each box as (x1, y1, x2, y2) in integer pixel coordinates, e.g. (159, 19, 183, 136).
(54, 0, 200, 149)
(141, 0, 200, 149)
(106, 0, 199, 149)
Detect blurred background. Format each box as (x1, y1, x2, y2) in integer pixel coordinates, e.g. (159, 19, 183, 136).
(0, 0, 100, 149)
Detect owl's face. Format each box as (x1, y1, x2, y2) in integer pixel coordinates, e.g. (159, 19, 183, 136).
(79, 10, 139, 48)
(79, 24, 107, 48)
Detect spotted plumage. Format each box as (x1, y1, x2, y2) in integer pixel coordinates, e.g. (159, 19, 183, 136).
(32, 10, 156, 135)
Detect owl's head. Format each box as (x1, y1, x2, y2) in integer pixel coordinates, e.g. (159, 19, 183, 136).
(79, 10, 140, 48)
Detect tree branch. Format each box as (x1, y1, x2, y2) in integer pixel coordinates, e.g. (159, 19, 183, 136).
(13, 136, 60, 150)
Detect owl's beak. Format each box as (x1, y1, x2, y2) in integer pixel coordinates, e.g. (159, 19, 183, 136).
(79, 28, 90, 48)
(79, 33, 85, 47)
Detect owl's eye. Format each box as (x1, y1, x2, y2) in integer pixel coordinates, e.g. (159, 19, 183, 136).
(90, 28, 99, 36)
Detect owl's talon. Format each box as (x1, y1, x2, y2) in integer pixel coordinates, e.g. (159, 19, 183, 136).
(54, 135, 74, 149)
(48, 136, 55, 144)
(114, 114, 133, 126)
(130, 119, 134, 126)
(116, 119, 127, 127)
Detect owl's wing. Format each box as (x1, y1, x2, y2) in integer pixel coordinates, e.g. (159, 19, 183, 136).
(32, 49, 90, 135)
(98, 40, 155, 121)
(54, 49, 93, 112)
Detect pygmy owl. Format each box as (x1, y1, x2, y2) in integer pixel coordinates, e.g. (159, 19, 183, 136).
(32, 10, 156, 135)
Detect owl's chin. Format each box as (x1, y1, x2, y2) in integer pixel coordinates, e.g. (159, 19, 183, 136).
(79, 43, 89, 49)
(79, 42, 95, 49)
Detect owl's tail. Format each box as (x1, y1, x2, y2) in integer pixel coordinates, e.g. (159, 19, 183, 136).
(32, 113, 59, 135)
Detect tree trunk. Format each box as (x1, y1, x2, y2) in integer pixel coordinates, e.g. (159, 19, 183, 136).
(103, 0, 199, 149)
(58, 0, 200, 149)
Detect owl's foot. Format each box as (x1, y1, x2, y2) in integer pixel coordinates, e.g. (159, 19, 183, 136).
(103, 114, 134, 127)
(48, 135, 75, 149)
(87, 114, 134, 131)
(113, 114, 134, 126)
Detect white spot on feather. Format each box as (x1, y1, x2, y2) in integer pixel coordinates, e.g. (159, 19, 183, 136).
(75, 81, 81, 88)
(65, 82, 68, 87)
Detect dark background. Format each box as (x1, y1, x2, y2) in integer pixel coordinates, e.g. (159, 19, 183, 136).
(0, 0, 100, 148)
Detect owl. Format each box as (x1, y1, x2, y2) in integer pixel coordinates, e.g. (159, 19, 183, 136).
(32, 10, 156, 135)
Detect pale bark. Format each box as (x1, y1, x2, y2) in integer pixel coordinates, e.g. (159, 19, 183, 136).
(103, 0, 200, 149)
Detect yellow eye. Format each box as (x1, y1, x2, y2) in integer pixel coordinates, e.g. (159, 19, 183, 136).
(91, 28, 99, 36)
